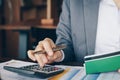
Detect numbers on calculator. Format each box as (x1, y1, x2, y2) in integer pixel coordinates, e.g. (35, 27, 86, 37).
(20, 65, 63, 73)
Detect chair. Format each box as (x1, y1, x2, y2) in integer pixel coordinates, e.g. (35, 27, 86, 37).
(31, 27, 57, 49)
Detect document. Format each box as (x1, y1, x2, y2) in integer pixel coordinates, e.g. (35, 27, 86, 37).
(0, 60, 47, 80)
(0, 59, 120, 80)
(97, 72, 120, 80)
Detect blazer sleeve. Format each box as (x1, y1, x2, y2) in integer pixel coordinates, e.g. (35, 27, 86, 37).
(56, 0, 75, 62)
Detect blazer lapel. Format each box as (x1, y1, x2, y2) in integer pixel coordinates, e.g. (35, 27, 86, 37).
(83, 0, 100, 55)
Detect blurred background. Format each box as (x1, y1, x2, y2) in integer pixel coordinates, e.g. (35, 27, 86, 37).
(0, 0, 63, 61)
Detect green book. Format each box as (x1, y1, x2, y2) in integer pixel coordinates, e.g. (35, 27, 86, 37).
(84, 51, 120, 74)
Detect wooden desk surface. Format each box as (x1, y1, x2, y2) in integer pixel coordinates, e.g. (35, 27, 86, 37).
(0, 25, 57, 59)
(0, 25, 56, 30)
(0, 25, 31, 30)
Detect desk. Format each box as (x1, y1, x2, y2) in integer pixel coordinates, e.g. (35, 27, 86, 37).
(0, 59, 120, 80)
(0, 25, 56, 59)
(0, 26, 31, 59)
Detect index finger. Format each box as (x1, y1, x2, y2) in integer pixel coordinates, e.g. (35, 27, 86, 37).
(42, 38, 56, 56)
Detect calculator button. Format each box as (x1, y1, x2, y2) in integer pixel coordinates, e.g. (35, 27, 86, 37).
(19, 65, 64, 75)
(54, 67, 58, 70)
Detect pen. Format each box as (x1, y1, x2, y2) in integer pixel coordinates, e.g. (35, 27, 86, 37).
(33, 44, 66, 54)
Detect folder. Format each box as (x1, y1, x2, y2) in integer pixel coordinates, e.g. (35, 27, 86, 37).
(84, 51, 120, 74)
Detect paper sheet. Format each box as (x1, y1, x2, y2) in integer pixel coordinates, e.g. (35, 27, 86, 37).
(0, 60, 47, 80)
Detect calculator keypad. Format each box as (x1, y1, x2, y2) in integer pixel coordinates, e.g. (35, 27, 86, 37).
(4, 64, 64, 78)
(20, 65, 62, 73)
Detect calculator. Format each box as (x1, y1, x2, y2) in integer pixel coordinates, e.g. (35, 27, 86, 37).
(4, 64, 64, 78)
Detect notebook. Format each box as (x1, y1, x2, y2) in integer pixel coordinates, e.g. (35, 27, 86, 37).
(84, 51, 120, 74)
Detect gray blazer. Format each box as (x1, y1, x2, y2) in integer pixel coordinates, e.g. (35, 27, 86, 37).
(56, 0, 100, 64)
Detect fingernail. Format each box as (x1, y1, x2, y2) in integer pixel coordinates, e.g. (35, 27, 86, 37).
(48, 51, 53, 56)
(33, 58, 36, 61)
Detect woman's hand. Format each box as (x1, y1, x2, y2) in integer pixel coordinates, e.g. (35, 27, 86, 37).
(27, 38, 63, 67)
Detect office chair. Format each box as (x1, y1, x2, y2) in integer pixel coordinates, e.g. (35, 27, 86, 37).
(31, 27, 57, 49)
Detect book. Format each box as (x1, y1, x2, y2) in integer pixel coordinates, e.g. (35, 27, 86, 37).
(84, 51, 120, 74)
